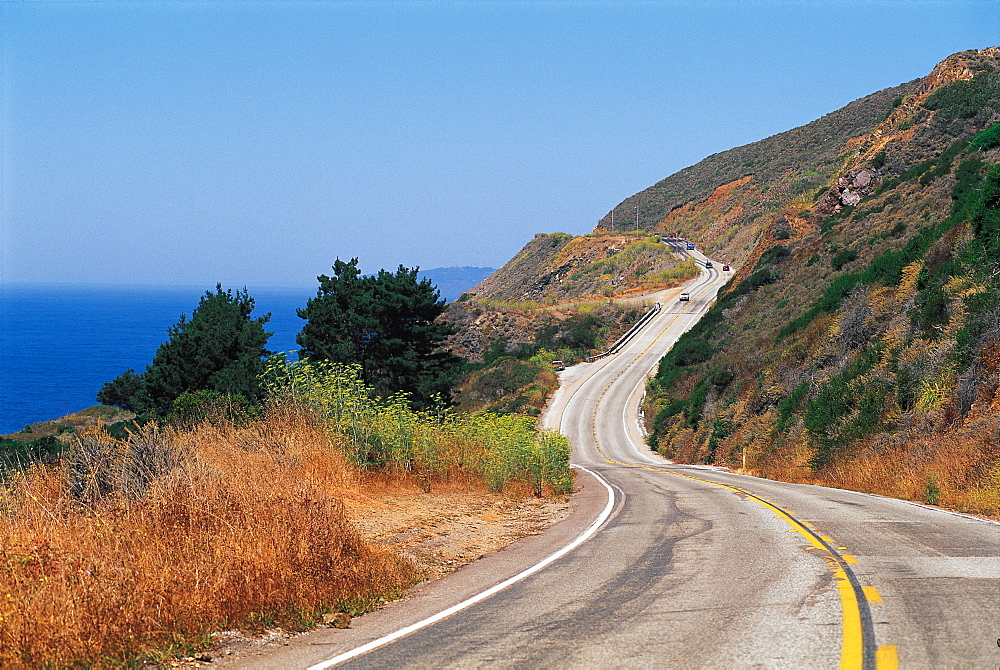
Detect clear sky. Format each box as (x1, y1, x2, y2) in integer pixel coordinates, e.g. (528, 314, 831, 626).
(1, 1, 997, 289)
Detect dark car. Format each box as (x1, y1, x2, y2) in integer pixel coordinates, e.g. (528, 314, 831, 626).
(722, 264, 730, 271)
(705, 261, 713, 268)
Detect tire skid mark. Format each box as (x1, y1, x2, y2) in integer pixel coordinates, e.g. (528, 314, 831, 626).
(580, 280, 894, 669)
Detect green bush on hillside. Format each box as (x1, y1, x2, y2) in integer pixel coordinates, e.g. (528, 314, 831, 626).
(970, 122, 1000, 152)
(804, 346, 887, 470)
(830, 248, 859, 271)
(924, 70, 1000, 123)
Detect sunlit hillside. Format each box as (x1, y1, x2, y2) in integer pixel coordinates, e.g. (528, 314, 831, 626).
(641, 47, 1000, 517)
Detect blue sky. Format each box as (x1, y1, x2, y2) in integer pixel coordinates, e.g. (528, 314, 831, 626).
(1, 1, 997, 288)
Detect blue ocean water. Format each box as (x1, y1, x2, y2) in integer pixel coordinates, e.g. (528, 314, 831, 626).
(0, 271, 494, 435)
(0, 284, 314, 434)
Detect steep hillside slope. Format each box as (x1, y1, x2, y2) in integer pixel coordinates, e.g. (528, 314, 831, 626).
(644, 47, 1000, 517)
(465, 231, 697, 304)
(444, 231, 696, 414)
(600, 74, 921, 267)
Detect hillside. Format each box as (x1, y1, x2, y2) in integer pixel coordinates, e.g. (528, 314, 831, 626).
(462, 231, 697, 304)
(444, 231, 697, 414)
(601, 76, 923, 269)
(642, 47, 1000, 516)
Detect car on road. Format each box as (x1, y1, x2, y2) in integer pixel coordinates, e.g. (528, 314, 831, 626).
(679, 292, 690, 301)
(705, 261, 713, 268)
(686, 242, 695, 250)
(722, 264, 730, 271)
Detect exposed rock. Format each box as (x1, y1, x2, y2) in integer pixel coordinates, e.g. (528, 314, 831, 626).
(840, 188, 861, 207)
(323, 612, 352, 629)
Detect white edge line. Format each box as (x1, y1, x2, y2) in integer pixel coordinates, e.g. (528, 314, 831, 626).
(308, 464, 617, 669)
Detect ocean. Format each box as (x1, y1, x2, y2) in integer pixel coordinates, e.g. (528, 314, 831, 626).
(0, 269, 494, 435)
(0, 283, 314, 434)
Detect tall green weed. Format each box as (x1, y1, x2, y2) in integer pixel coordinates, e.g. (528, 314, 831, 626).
(264, 359, 573, 495)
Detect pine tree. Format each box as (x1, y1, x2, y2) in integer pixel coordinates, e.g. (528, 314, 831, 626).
(296, 259, 461, 407)
(98, 285, 272, 415)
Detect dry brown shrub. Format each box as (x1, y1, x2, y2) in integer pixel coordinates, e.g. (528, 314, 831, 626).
(817, 408, 1000, 518)
(0, 408, 420, 667)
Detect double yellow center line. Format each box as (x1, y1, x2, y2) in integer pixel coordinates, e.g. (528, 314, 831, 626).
(578, 272, 897, 669)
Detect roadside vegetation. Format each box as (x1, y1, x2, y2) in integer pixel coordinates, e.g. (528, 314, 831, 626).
(445, 229, 697, 416)
(0, 254, 576, 666)
(0, 362, 571, 667)
(644, 53, 1000, 519)
(454, 302, 649, 414)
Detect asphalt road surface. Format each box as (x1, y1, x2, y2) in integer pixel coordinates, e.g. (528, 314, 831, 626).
(248, 248, 1000, 669)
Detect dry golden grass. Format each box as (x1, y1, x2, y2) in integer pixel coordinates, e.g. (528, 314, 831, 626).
(0, 408, 420, 667)
(740, 407, 1000, 520)
(818, 412, 1000, 518)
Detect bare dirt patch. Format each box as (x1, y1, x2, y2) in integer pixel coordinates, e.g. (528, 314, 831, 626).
(346, 483, 572, 578)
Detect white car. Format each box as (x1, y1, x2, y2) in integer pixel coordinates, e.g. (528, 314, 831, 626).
(679, 292, 690, 302)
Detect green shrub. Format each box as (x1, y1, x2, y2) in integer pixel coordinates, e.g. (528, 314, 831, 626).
(924, 477, 941, 505)
(970, 122, 1000, 152)
(804, 347, 886, 470)
(756, 244, 790, 268)
(924, 71, 1000, 123)
(775, 382, 809, 434)
(830, 248, 859, 271)
(667, 337, 716, 368)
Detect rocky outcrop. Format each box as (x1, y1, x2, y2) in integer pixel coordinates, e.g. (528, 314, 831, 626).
(817, 167, 879, 213)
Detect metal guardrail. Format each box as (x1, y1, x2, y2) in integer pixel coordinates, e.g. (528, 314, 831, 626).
(584, 302, 661, 363)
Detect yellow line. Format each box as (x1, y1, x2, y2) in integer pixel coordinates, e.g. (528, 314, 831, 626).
(580, 270, 877, 668)
(863, 586, 882, 603)
(832, 564, 864, 670)
(594, 453, 870, 669)
(875, 645, 898, 670)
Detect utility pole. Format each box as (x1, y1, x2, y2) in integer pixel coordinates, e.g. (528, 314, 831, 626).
(635, 206, 639, 233)
(611, 209, 614, 232)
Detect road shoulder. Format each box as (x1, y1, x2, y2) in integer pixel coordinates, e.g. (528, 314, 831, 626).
(212, 467, 611, 669)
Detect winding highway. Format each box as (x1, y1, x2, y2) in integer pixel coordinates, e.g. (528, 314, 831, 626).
(244, 242, 1000, 669)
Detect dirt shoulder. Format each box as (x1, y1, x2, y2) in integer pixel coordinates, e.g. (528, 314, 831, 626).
(343, 483, 572, 579)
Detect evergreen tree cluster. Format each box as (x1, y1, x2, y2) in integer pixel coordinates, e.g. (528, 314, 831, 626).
(296, 258, 460, 408)
(98, 285, 272, 416)
(99, 261, 461, 418)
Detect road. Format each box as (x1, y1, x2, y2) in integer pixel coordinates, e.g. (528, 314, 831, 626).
(248, 243, 1000, 669)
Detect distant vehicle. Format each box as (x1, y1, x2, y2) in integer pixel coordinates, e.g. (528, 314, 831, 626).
(669, 233, 678, 238)
(722, 264, 730, 271)
(551, 360, 565, 371)
(705, 261, 713, 268)
(686, 242, 695, 250)
(679, 292, 690, 302)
